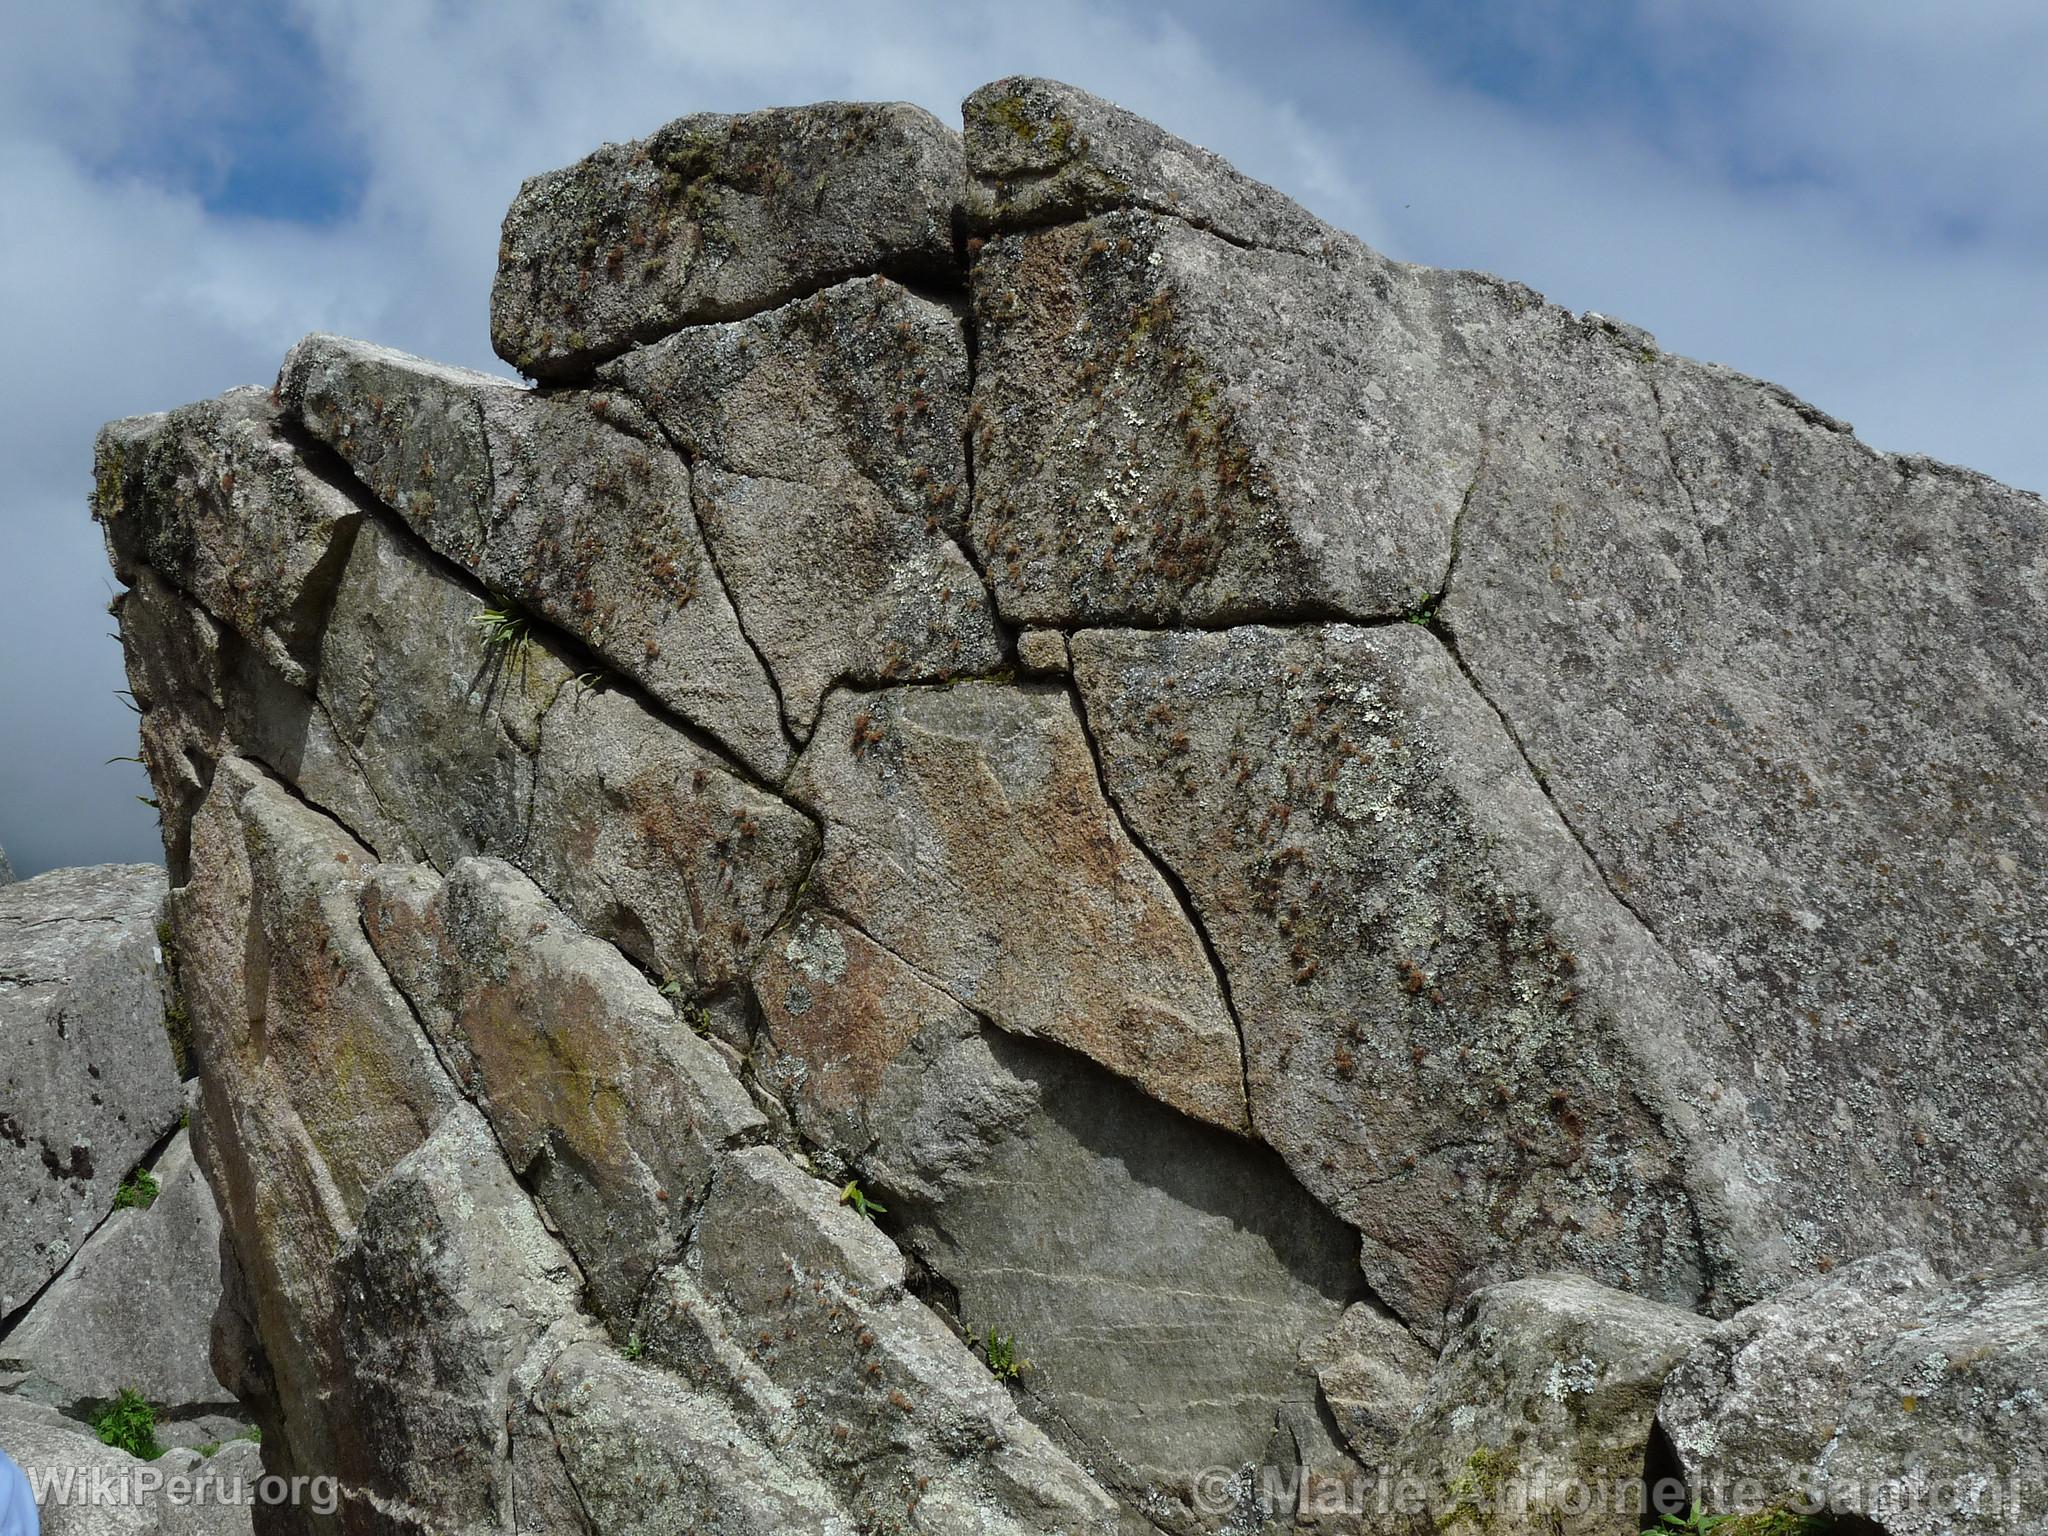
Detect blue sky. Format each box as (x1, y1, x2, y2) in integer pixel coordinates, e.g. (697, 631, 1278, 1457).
(3, 0, 2044, 876)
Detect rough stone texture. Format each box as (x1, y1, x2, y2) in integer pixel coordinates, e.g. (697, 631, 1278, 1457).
(0, 1395, 259, 1535)
(601, 276, 1006, 736)
(0, 863, 179, 1321)
(1658, 1251, 1946, 1504)
(789, 680, 1247, 1130)
(1070, 624, 1760, 1331)
(89, 75, 2048, 1536)
(644, 1145, 1120, 1535)
(279, 332, 792, 780)
(310, 516, 817, 1000)
(1661, 1250, 2048, 1534)
(751, 915, 1371, 1521)
(94, 389, 364, 694)
(969, 208, 1472, 627)
(0, 844, 13, 883)
(362, 855, 765, 1325)
(864, 1025, 1365, 1524)
(1301, 1303, 1437, 1470)
(492, 100, 963, 380)
(1394, 1276, 1712, 1536)
(1, 1131, 240, 1422)
(963, 77, 1334, 254)
(1437, 294, 2048, 1282)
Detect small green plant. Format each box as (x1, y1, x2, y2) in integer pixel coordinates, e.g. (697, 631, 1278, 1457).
(1659, 1506, 1730, 1534)
(657, 976, 685, 1000)
(94, 1389, 164, 1460)
(470, 605, 532, 659)
(623, 1333, 644, 1361)
(982, 1327, 1029, 1380)
(838, 1180, 886, 1219)
(113, 1166, 160, 1211)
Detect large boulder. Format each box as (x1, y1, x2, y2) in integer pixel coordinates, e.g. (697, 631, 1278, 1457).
(492, 100, 963, 380)
(1, 1130, 242, 1431)
(90, 74, 2047, 1535)
(1660, 1251, 2048, 1534)
(0, 864, 180, 1321)
(1389, 1276, 1712, 1535)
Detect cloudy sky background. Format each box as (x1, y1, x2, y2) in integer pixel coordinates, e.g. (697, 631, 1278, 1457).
(3, 0, 2043, 876)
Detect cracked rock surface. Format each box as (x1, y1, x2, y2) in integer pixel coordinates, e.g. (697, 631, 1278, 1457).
(88, 77, 2046, 1535)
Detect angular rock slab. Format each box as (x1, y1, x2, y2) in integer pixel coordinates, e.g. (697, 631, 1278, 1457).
(94, 388, 363, 692)
(857, 1022, 1366, 1525)
(970, 208, 1473, 626)
(492, 100, 963, 380)
(1071, 625, 1754, 1330)
(1393, 1275, 1712, 1536)
(963, 76, 1338, 254)
(789, 680, 1247, 1130)
(362, 855, 764, 1325)
(643, 1144, 1121, 1535)
(1660, 1250, 2048, 1534)
(175, 756, 459, 1476)
(330, 1101, 588, 1531)
(0, 1130, 238, 1420)
(312, 518, 816, 998)
(0, 862, 178, 1320)
(280, 332, 791, 780)
(1439, 282, 2048, 1280)
(601, 276, 1005, 735)
(115, 566, 413, 880)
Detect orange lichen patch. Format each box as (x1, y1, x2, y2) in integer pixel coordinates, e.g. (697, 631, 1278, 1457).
(753, 921, 930, 1117)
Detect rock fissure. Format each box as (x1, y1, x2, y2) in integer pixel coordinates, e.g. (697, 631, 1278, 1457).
(1062, 674, 1257, 1133)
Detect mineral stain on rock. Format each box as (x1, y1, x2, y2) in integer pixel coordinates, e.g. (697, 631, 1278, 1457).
(68, 73, 2048, 1536)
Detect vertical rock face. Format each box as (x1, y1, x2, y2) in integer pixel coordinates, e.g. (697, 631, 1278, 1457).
(93, 76, 2046, 1535)
(0, 864, 179, 1320)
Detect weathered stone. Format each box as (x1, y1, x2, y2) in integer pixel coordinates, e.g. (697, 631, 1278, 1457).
(963, 76, 1334, 254)
(94, 389, 364, 692)
(1435, 287, 2048, 1281)
(1071, 624, 1759, 1331)
(115, 566, 411, 880)
(1394, 1275, 1713, 1536)
(0, 1131, 238, 1421)
(0, 1395, 258, 1535)
(313, 517, 816, 998)
(522, 1337, 855, 1536)
(969, 209, 1474, 627)
(280, 332, 791, 780)
(1660, 1250, 2048, 1533)
(600, 277, 1005, 735)
(0, 845, 13, 883)
(648, 1144, 1121, 1535)
(749, 910, 984, 1165)
(329, 1101, 586, 1530)
(175, 756, 459, 1477)
(1302, 1302, 1438, 1469)
(865, 1027, 1367, 1526)
(361, 856, 764, 1325)
(789, 680, 1246, 1129)
(492, 100, 963, 380)
(1658, 1251, 1945, 1505)
(88, 76, 2048, 1536)
(0, 863, 178, 1321)
(1016, 629, 1069, 675)
(754, 919, 1372, 1527)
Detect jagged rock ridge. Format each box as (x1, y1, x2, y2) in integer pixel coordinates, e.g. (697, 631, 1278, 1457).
(86, 76, 2046, 1534)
